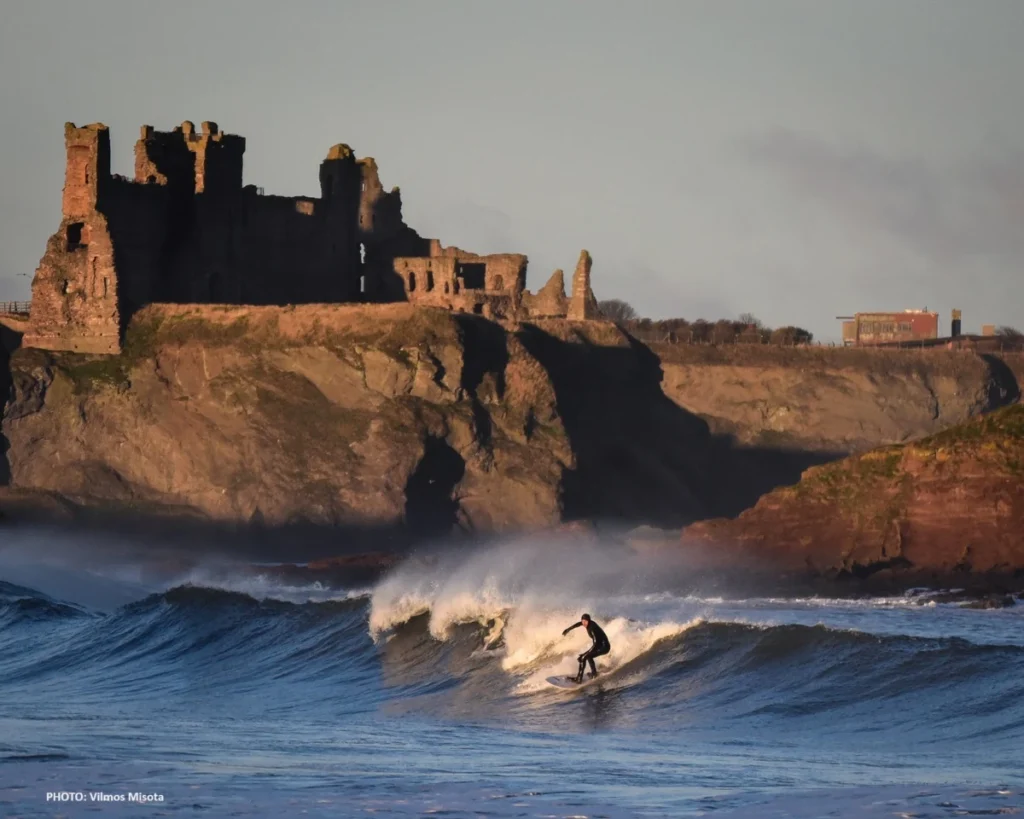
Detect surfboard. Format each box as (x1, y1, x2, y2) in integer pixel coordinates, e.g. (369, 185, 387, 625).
(545, 675, 600, 690)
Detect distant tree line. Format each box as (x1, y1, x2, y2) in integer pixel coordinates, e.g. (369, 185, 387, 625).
(597, 300, 813, 346)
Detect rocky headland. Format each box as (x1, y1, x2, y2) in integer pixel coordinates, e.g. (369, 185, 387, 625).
(2, 304, 1023, 593)
(683, 402, 1024, 590)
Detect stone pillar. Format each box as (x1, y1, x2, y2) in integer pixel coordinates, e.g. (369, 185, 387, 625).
(567, 249, 599, 321)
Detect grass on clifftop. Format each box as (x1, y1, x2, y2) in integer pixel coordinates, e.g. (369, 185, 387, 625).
(649, 339, 1007, 374)
(129, 305, 466, 366)
(917, 403, 1024, 477)
(794, 446, 904, 501)
(18, 313, 256, 396)
(125, 312, 254, 357)
(922, 402, 1024, 448)
(793, 403, 1024, 505)
(24, 306, 466, 396)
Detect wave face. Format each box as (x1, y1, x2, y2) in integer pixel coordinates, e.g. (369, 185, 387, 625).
(2, 530, 1024, 817)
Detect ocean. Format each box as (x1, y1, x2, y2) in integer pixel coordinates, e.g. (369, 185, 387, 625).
(1, 527, 1021, 818)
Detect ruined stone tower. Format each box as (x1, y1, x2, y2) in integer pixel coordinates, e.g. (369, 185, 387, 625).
(567, 250, 599, 321)
(25, 123, 120, 353)
(25, 121, 601, 354)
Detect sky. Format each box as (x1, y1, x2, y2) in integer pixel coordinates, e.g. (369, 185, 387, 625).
(1, 1, 1021, 342)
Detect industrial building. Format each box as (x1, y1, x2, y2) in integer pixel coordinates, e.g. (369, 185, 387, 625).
(838, 310, 939, 346)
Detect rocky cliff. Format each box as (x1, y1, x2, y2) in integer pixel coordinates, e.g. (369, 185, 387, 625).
(0, 315, 28, 486)
(654, 343, 1024, 453)
(4, 305, 571, 531)
(2, 305, 1022, 537)
(683, 403, 1024, 581)
(1, 304, 728, 531)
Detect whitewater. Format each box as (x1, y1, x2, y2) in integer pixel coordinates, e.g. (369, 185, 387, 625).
(1, 526, 1022, 817)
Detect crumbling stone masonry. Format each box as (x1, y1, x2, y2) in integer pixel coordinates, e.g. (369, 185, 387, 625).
(567, 250, 600, 321)
(25, 121, 600, 354)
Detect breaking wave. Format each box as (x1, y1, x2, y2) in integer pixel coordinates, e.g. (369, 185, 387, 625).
(2, 532, 1024, 742)
(4, 528, 1024, 818)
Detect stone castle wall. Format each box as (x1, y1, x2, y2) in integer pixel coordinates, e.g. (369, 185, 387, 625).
(25, 121, 600, 354)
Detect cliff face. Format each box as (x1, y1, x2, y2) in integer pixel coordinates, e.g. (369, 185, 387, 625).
(5, 305, 570, 531)
(0, 317, 29, 487)
(2, 305, 724, 532)
(654, 344, 1024, 454)
(684, 404, 1024, 578)
(3, 305, 1022, 538)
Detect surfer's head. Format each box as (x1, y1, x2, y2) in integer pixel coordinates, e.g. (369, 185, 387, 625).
(580, 613, 591, 623)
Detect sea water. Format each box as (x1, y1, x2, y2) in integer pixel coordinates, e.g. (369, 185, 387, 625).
(1, 528, 1021, 817)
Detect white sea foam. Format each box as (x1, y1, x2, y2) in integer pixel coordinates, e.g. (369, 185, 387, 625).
(367, 533, 1024, 673)
(367, 534, 708, 692)
(512, 615, 703, 693)
(368, 533, 690, 637)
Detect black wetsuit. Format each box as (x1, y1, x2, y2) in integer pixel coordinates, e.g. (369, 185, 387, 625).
(563, 619, 610, 681)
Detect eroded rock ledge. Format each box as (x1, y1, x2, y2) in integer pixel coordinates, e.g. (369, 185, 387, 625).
(683, 403, 1024, 580)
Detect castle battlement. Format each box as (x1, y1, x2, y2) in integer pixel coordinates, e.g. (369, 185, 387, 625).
(25, 121, 599, 355)
(134, 120, 246, 195)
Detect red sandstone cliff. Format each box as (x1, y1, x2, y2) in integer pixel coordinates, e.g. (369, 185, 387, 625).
(683, 403, 1024, 579)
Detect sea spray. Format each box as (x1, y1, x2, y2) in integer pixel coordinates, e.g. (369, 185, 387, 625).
(512, 615, 704, 693)
(4, 528, 1024, 819)
(367, 533, 707, 691)
(368, 532, 692, 640)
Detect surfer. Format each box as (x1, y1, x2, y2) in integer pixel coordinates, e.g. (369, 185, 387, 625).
(562, 614, 610, 683)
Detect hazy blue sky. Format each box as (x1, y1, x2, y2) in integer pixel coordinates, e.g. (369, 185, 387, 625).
(1, 1, 1021, 340)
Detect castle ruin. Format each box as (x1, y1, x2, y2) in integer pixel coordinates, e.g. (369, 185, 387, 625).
(25, 121, 599, 354)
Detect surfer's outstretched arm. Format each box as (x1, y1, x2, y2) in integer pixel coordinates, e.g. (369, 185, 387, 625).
(561, 621, 582, 637)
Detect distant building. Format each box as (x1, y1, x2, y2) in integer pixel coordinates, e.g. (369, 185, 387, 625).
(838, 310, 939, 346)
(982, 324, 997, 337)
